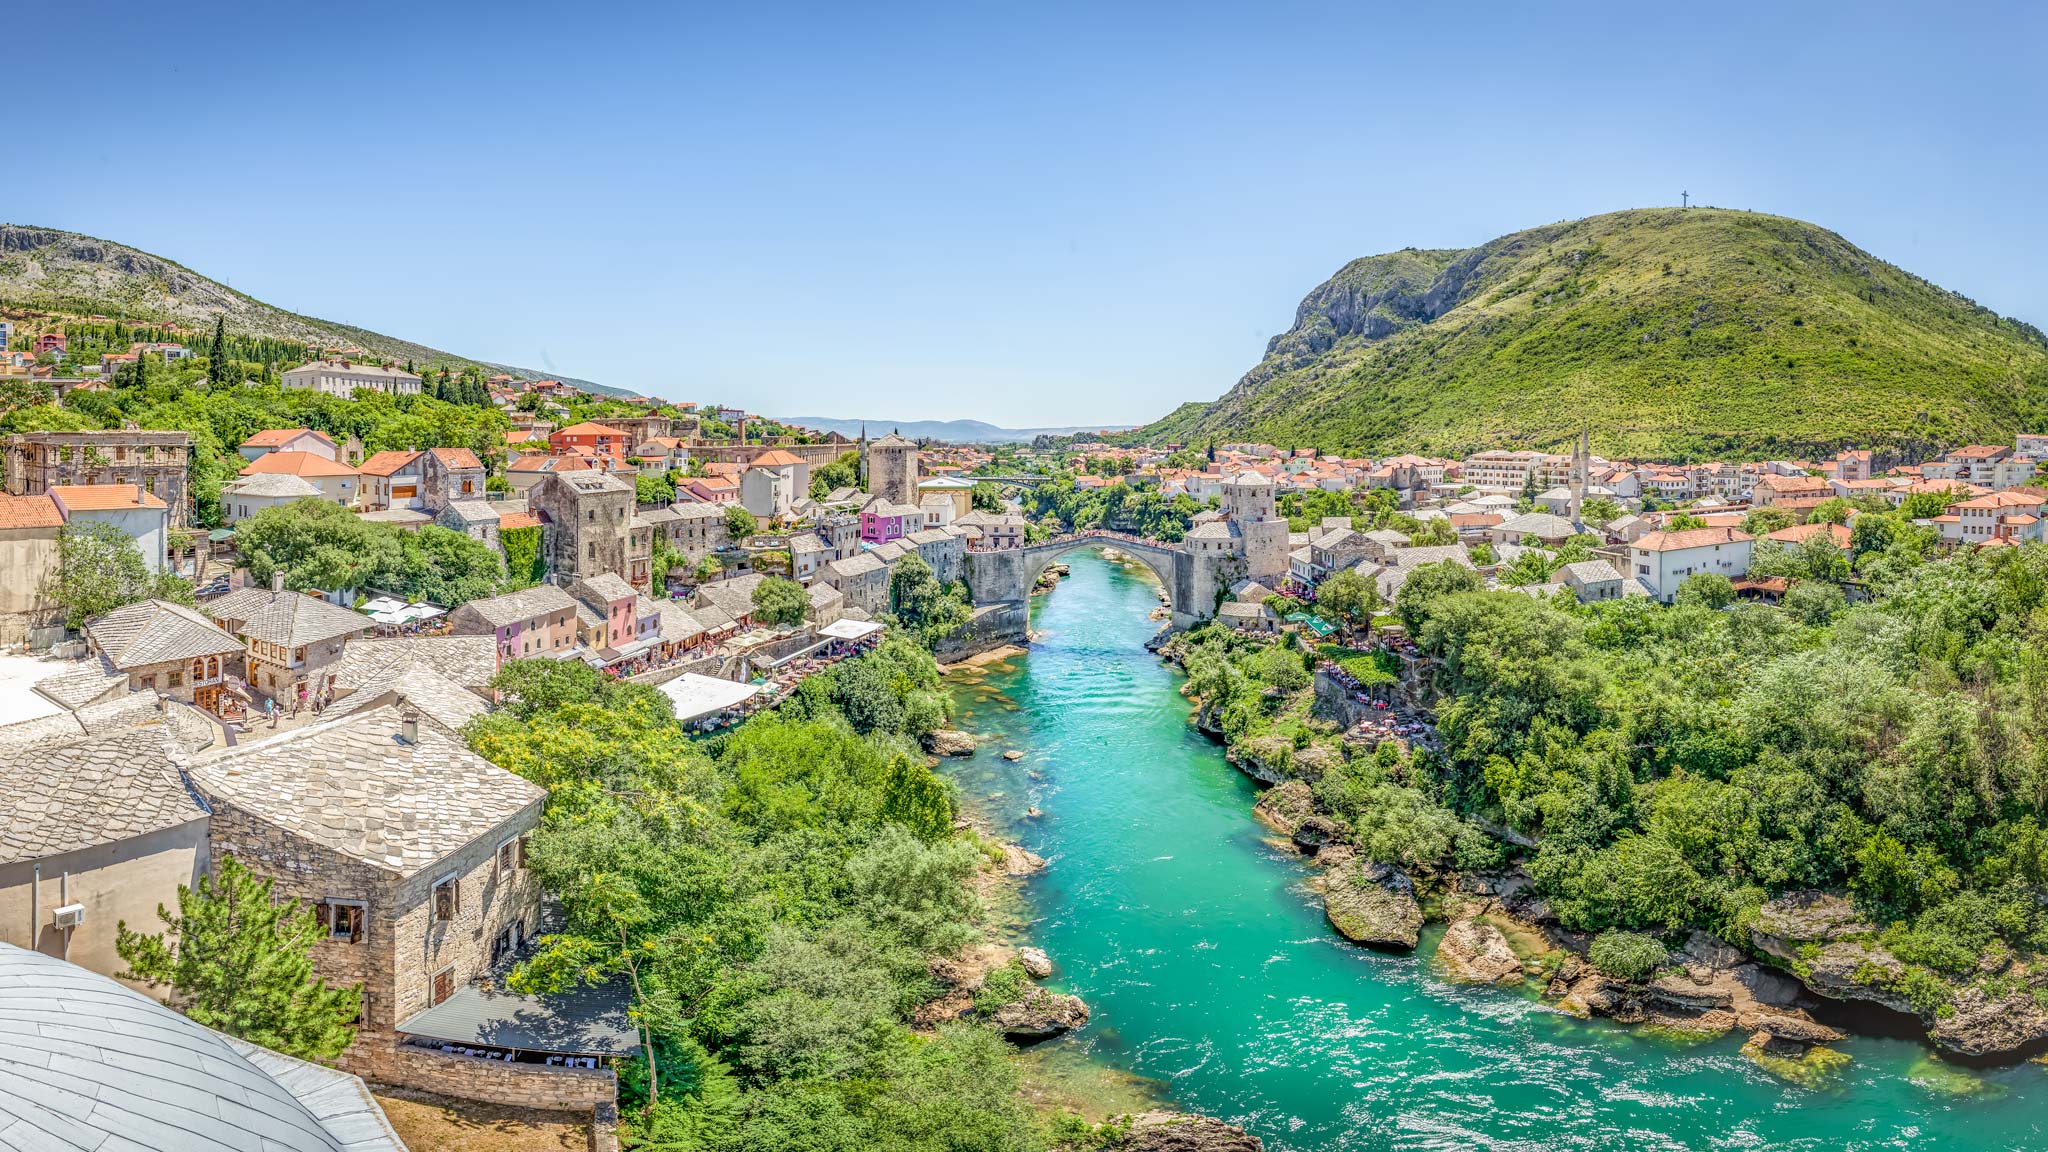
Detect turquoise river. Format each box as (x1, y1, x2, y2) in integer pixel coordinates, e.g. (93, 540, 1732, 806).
(941, 548, 2048, 1152)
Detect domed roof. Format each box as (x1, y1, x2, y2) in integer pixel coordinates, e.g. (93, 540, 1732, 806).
(0, 944, 404, 1151)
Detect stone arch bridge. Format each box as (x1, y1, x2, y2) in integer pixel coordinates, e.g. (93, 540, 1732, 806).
(963, 531, 1208, 631)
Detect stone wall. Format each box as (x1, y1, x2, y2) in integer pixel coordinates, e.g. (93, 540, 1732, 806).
(933, 601, 1030, 662)
(354, 1037, 617, 1111)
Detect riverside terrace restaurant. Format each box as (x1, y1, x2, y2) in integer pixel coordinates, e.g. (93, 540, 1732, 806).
(395, 976, 639, 1070)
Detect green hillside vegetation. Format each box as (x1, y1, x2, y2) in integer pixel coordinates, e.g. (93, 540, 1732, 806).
(0, 224, 630, 394)
(1145, 209, 2048, 461)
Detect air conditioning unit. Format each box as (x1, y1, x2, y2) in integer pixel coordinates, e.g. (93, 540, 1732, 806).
(52, 904, 85, 928)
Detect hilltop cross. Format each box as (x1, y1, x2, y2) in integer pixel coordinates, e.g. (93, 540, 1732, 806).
(1681, 190, 1689, 208)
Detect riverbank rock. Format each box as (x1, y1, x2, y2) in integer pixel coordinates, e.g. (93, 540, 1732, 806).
(1115, 1111, 1263, 1152)
(1322, 859, 1422, 950)
(988, 985, 1089, 1041)
(1929, 984, 2048, 1057)
(1436, 918, 1524, 985)
(1251, 780, 1315, 837)
(1018, 946, 1053, 979)
(1000, 844, 1047, 876)
(1291, 815, 1345, 855)
(1750, 891, 1918, 1016)
(924, 729, 978, 757)
(1003, 749, 1025, 761)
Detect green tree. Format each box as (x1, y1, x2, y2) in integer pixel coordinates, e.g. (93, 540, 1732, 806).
(1580, 497, 1623, 529)
(1674, 572, 1736, 609)
(1316, 567, 1382, 635)
(1740, 506, 1796, 537)
(724, 504, 758, 540)
(115, 855, 361, 1063)
(41, 519, 193, 628)
(1665, 512, 1709, 531)
(1587, 930, 1668, 982)
(206, 314, 228, 384)
(752, 575, 809, 626)
(888, 554, 970, 646)
(1394, 559, 1483, 633)
(636, 472, 675, 505)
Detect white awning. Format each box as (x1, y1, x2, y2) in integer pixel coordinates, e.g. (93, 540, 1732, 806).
(818, 619, 883, 641)
(659, 673, 762, 722)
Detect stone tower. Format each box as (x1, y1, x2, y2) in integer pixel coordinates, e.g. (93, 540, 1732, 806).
(1568, 428, 1590, 525)
(1222, 472, 1288, 581)
(867, 432, 919, 506)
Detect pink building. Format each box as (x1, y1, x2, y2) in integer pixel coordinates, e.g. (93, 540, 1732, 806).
(448, 584, 581, 663)
(571, 573, 639, 651)
(861, 501, 922, 544)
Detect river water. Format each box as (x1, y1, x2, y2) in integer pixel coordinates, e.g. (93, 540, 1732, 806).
(942, 548, 2048, 1152)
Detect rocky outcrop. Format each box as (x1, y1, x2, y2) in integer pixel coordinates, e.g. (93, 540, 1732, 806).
(1750, 891, 1918, 1016)
(1435, 918, 1524, 985)
(1251, 780, 1315, 836)
(987, 985, 1089, 1041)
(924, 729, 977, 757)
(1322, 859, 1422, 950)
(1018, 946, 1053, 979)
(999, 844, 1047, 876)
(1115, 1111, 1263, 1152)
(1290, 815, 1345, 855)
(1928, 985, 2048, 1057)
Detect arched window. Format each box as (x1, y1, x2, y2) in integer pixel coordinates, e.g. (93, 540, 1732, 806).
(192, 658, 204, 681)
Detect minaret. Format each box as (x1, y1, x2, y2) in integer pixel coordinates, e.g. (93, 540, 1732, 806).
(1568, 427, 1590, 525)
(857, 422, 869, 487)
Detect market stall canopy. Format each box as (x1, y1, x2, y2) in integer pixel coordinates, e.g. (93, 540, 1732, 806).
(659, 672, 763, 722)
(358, 595, 446, 625)
(818, 619, 884, 641)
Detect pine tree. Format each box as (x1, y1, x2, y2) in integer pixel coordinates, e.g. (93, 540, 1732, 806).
(207, 314, 227, 382)
(116, 854, 362, 1063)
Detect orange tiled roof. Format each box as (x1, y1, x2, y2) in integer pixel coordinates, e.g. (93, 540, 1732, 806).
(1766, 522, 1852, 547)
(497, 511, 541, 530)
(551, 421, 625, 438)
(356, 450, 423, 476)
(1632, 526, 1754, 552)
(0, 492, 62, 528)
(239, 451, 358, 478)
(240, 427, 330, 448)
(430, 447, 484, 471)
(49, 484, 167, 510)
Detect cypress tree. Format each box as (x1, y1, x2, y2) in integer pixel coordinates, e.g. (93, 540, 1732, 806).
(207, 314, 228, 383)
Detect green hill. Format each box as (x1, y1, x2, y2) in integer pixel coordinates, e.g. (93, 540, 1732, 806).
(0, 224, 631, 395)
(1145, 208, 2048, 461)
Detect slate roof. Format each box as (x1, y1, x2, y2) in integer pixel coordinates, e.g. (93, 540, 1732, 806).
(207, 587, 372, 647)
(438, 500, 499, 525)
(189, 703, 544, 878)
(31, 664, 128, 710)
(328, 636, 500, 694)
(697, 573, 766, 618)
(85, 600, 244, 669)
(221, 471, 324, 499)
(656, 601, 706, 644)
(395, 977, 639, 1057)
(0, 719, 205, 865)
(1185, 521, 1237, 540)
(1559, 559, 1623, 585)
(573, 572, 637, 603)
(0, 945, 405, 1152)
(323, 664, 493, 734)
(789, 532, 830, 554)
(1494, 511, 1579, 538)
(458, 584, 577, 628)
(826, 553, 884, 580)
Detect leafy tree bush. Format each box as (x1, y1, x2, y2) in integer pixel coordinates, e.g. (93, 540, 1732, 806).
(724, 504, 759, 539)
(1587, 929, 1668, 982)
(42, 519, 193, 628)
(1674, 572, 1735, 609)
(752, 575, 809, 626)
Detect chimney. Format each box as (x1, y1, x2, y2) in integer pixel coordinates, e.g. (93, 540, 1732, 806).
(271, 570, 286, 594)
(398, 705, 420, 745)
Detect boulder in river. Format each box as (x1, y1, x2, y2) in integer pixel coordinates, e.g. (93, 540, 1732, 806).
(1018, 946, 1053, 979)
(1322, 859, 1422, 950)
(924, 729, 978, 757)
(1003, 749, 1025, 761)
(1116, 1110, 1264, 1151)
(987, 985, 1089, 1041)
(1435, 918, 1524, 985)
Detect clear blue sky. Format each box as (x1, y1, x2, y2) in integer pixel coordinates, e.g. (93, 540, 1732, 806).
(16, 1, 2044, 427)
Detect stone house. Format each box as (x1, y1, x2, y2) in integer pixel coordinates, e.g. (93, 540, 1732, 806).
(1558, 559, 1624, 603)
(1306, 527, 1371, 582)
(821, 552, 889, 616)
(665, 502, 730, 560)
(904, 527, 965, 583)
(4, 430, 193, 526)
(83, 598, 247, 708)
(207, 579, 375, 699)
(188, 701, 546, 1084)
(529, 471, 634, 583)
(435, 500, 502, 547)
(448, 584, 581, 664)
(790, 532, 831, 582)
(694, 572, 765, 630)
(420, 448, 487, 509)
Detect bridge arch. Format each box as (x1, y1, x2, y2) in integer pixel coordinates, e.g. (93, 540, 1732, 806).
(963, 532, 1190, 623)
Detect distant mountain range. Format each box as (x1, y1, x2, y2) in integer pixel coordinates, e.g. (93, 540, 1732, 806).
(777, 416, 1136, 444)
(0, 225, 634, 397)
(1143, 207, 2048, 461)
